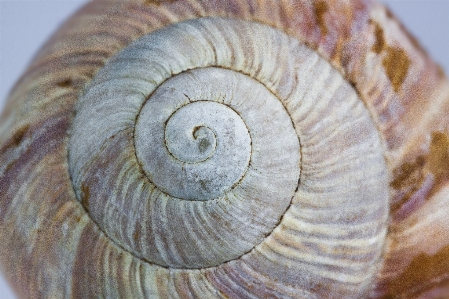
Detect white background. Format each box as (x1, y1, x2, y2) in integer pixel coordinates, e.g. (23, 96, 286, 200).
(0, 1, 448, 298)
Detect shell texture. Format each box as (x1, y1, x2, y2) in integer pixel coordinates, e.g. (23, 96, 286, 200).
(0, 0, 448, 298)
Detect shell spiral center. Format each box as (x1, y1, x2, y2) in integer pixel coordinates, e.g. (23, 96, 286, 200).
(68, 18, 388, 292)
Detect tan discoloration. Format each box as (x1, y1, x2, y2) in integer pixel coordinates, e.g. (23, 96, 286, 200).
(427, 132, 449, 182)
(389, 155, 426, 216)
(382, 46, 410, 92)
(2, 124, 30, 151)
(385, 245, 449, 297)
(57, 79, 73, 88)
(369, 19, 411, 93)
(331, 35, 348, 67)
(12, 124, 30, 147)
(372, 21, 385, 54)
(390, 156, 425, 190)
(390, 132, 449, 217)
(145, 0, 177, 5)
(81, 182, 90, 212)
(314, 1, 328, 35)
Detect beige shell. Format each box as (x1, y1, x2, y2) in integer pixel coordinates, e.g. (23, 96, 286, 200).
(0, 0, 448, 298)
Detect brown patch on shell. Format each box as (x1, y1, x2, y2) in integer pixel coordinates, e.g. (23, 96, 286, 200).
(370, 19, 411, 93)
(2, 124, 30, 151)
(331, 35, 349, 68)
(390, 132, 449, 218)
(81, 182, 90, 212)
(385, 244, 449, 297)
(427, 132, 449, 193)
(314, 1, 328, 35)
(390, 156, 425, 190)
(371, 21, 385, 54)
(390, 155, 426, 215)
(144, 0, 178, 5)
(382, 46, 410, 93)
(57, 79, 73, 88)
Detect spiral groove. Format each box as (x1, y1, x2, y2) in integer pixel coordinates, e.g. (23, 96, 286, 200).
(135, 72, 254, 201)
(68, 17, 388, 296)
(165, 117, 217, 164)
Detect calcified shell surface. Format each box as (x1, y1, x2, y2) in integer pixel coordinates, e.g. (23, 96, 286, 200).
(70, 17, 389, 291)
(0, 0, 449, 299)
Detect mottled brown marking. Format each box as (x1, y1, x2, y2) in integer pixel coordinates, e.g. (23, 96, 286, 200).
(428, 132, 449, 175)
(145, 0, 177, 5)
(81, 183, 90, 212)
(13, 125, 30, 146)
(3, 124, 30, 150)
(391, 132, 449, 216)
(390, 156, 425, 190)
(371, 22, 385, 54)
(57, 79, 72, 88)
(382, 46, 410, 92)
(427, 132, 449, 191)
(386, 245, 449, 297)
(314, 1, 328, 35)
(331, 36, 347, 67)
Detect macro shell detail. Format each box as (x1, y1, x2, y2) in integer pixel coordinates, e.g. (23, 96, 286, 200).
(0, 1, 448, 299)
(69, 16, 389, 294)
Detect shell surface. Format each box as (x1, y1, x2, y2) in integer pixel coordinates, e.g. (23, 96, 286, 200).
(0, 1, 448, 299)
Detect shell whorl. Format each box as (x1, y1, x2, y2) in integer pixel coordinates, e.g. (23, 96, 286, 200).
(0, 1, 448, 299)
(69, 17, 388, 287)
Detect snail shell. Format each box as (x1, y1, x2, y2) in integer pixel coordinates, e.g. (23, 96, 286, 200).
(0, 0, 448, 298)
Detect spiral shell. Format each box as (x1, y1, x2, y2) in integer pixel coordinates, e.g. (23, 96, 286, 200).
(0, 0, 448, 298)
